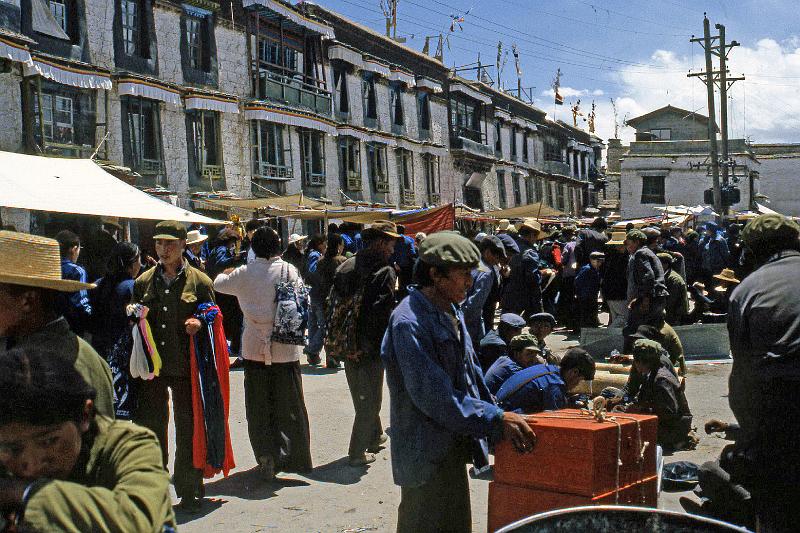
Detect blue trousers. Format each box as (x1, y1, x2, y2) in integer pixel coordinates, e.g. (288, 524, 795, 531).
(306, 299, 325, 356)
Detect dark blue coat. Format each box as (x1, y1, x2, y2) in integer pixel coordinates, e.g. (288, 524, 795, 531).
(495, 363, 567, 413)
(484, 355, 522, 396)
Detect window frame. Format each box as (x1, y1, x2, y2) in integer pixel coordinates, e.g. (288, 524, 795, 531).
(339, 136, 362, 191)
(522, 131, 529, 162)
(396, 148, 415, 205)
(494, 120, 502, 156)
(512, 173, 522, 205)
(366, 142, 389, 193)
(641, 174, 666, 204)
(250, 120, 292, 180)
(362, 72, 378, 125)
(423, 153, 440, 204)
(299, 128, 326, 187)
(333, 64, 350, 117)
(524, 175, 534, 204)
(390, 81, 404, 128)
(417, 91, 431, 138)
(122, 95, 163, 176)
(187, 109, 223, 187)
(497, 170, 507, 208)
(510, 126, 518, 161)
(649, 128, 671, 141)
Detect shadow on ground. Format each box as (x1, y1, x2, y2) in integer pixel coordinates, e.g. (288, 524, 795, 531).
(174, 497, 225, 525)
(202, 466, 311, 500)
(303, 456, 372, 485)
(301, 364, 342, 376)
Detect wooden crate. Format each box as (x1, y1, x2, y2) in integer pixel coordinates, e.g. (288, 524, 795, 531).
(493, 409, 657, 496)
(487, 476, 658, 532)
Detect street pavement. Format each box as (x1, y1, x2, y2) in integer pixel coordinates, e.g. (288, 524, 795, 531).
(174, 329, 734, 533)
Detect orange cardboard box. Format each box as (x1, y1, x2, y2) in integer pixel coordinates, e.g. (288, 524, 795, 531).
(493, 409, 658, 496)
(487, 476, 658, 532)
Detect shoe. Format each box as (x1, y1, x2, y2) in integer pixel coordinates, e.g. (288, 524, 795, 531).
(326, 356, 341, 369)
(348, 453, 376, 467)
(307, 353, 322, 366)
(367, 434, 388, 453)
(257, 455, 275, 481)
(177, 496, 202, 513)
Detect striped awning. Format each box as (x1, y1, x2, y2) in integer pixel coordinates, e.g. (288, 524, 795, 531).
(416, 77, 443, 93)
(242, 0, 334, 39)
(449, 83, 492, 104)
(389, 68, 415, 86)
(117, 77, 182, 106)
(494, 108, 511, 121)
(0, 36, 32, 66)
(362, 57, 390, 77)
(336, 126, 396, 146)
(244, 104, 336, 135)
(24, 55, 112, 90)
(328, 44, 363, 68)
(184, 90, 239, 114)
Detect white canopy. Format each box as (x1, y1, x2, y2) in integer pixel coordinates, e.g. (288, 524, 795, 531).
(0, 151, 225, 225)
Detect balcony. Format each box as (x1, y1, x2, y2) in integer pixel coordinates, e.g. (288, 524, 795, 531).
(428, 192, 441, 205)
(255, 65, 332, 117)
(344, 172, 362, 191)
(202, 165, 224, 181)
(253, 161, 293, 181)
(401, 189, 416, 206)
(374, 179, 390, 193)
(541, 159, 571, 176)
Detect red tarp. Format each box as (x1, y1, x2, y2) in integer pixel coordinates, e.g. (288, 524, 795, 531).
(397, 204, 455, 235)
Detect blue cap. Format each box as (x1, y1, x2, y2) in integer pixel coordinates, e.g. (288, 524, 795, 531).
(496, 233, 520, 254)
(499, 313, 526, 328)
(528, 312, 557, 327)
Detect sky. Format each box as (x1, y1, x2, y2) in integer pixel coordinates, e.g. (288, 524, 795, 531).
(314, 0, 800, 145)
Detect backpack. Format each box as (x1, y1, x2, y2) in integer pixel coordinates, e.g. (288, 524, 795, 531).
(272, 262, 310, 346)
(324, 268, 364, 362)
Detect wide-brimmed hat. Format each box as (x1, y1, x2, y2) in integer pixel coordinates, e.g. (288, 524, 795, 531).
(186, 230, 208, 246)
(0, 231, 96, 292)
(101, 216, 122, 230)
(607, 231, 627, 246)
(288, 233, 308, 246)
(519, 218, 547, 240)
(713, 268, 740, 284)
(362, 220, 401, 239)
(497, 219, 511, 231)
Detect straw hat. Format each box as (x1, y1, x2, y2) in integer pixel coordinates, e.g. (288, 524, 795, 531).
(606, 231, 627, 246)
(0, 231, 96, 292)
(519, 218, 547, 240)
(185, 230, 208, 246)
(713, 268, 740, 284)
(288, 233, 308, 246)
(497, 219, 511, 231)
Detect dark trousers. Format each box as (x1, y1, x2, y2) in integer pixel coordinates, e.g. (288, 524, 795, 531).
(397, 452, 471, 533)
(578, 297, 600, 330)
(217, 293, 243, 355)
(557, 275, 576, 328)
(622, 296, 666, 352)
(697, 459, 754, 529)
(243, 360, 313, 473)
(133, 376, 202, 500)
(344, 355, 384, 458)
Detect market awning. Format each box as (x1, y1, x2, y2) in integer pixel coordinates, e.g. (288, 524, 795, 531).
(117, 76, 182, 106)
(482, 202, 566, 220)
(0, 151, 225, 225)
(184, 90, 239, 114)
(242, 0, 335, 39)
(244, 104, 337, 135)
(24, 55, 112, 90)
(0, 35, 33, 66)
(204, 193, 331, 211)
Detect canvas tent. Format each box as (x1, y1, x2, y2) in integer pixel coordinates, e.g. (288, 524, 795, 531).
(0, 151, 225, 225)
(481, 202, 566, 220)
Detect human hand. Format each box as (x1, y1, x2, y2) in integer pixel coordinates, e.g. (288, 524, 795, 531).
(628, 298, 637, 310)
(705, 419, 729, 434)
(145, 255, 158, 267)
(502, 412, 536, 453)
(185, 318, 202, 335)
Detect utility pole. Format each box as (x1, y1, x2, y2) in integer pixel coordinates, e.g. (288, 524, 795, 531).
(689, 15, 723, 220)
(716, 23, 744, 188)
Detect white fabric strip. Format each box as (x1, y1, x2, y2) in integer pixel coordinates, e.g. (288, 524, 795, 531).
(336, 126, 396, 146)
(118, 81, 181, 106)
(416, 77, 443, 93)
(242, 0, 335, 39)
(24, 59, 112, 90)
(245, 107, 337, 135)
(525, 121, 539, 132)
(511, 117, 527, 128)
(362, 58, 390, 77)
(494, 108, 511, 121)
(184, 96, 240, 114)
(327, 45, 363, 68)
(389, 69, 415, 87)
(449, 83, 492, 104)
(0, 39, 32, 66)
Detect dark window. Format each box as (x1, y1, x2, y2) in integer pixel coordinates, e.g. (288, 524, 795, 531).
(333, 65, 349, 115)
(544, 137, 563, 162)
(641, 175, 666, 204)
(300, 129, 325, 187)
(185, 13, 211, 71)
(512, 174, 522, 205)
(121, 0, 143, 56)
(534, 177, 544, 203)
(556, 184, 566, 211)
(524, 175, 534, 203)
(339, 136, 361, 191)
(497, 170, 507, 208)
(650, 128, 671, 140)
(29, 81, 96, 157)
(396, 148, 414, 205)
(390, 82, 404, 127)
(522, 131, 529, 162)
(417, 91, 431, 137)
(366, 142, 388, 193)
(494, 120, 502, 155)
(450, 95, 483, 143)
(251, 121, 290, 179)
(463, 186, 483, 210)
(510, 126, 518, 160)
(48, 0, 68, 33)
(362, 73, 377, 124)
(122, 96, 162, 176)
(423, 154, 439, 204)
(545, 180, 553, 206)
(187, 110, 223, 188)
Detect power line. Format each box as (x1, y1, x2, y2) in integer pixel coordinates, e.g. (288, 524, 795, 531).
(569, 0, 695, 32)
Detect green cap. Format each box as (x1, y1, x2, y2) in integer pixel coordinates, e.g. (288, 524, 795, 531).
(632, 338, 663, 366)
(656, 252, 674, 265)
(153, 221, 187, 241)
(626, 229, 647, 242)
(509, 333, 540, 353)
(419, 231, 480, 268)
(741, 214, 800, 253)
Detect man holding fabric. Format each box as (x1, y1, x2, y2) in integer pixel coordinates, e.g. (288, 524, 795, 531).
(382, 231, 535, 533)
(131, 220, 215, 512)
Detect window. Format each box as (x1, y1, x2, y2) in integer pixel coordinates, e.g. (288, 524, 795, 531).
(36, 94, 73, 145)
(463, 187, 483, 210)
(187, 110, 223, 187)
(641, 175, 666, 204)
(48, 0, 68, 33)
(184, 12, 212, 72)
(522, 132, 529, 162)
(449, 94, 483, 143)
(512, 174, 522, 205)
(396, 148, 414, 204)
(390, 82, 404, 128)
(417, 91, 431, 138)
(121, 0, 143, 56)
(556, 184, 566, 211)
(333, 65, 349, 116)
(544, 137, 563, 162)
(497, 170, 507, 208)
(545, 180, 553, 206)
(300, 129, 325, 186)
(29, 81, 96, 157)
(366, 142, 389, 193)
(122, 96, 162, 175)
(362, 73, 377, 125)
(510, 126, 518, 161)
(251, 121, 290, 179)
(534, 177, 544, 204)
(524, 176, 534, 204)
(494, 120, 502, 155)
(339, 136, 361, 191)
(650, 128, 671, 140)
(423, 154, 440, 204)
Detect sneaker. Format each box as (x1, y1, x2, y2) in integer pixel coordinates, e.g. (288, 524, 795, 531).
(367, 433, 388, 453)
(348, 453, 376, 467)
(257, 455, 275, 481)
(177, 496, 202, 513)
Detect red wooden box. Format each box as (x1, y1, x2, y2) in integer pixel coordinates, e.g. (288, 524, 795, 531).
(493, 409, 658, 497)
(487, 476, 658, 532)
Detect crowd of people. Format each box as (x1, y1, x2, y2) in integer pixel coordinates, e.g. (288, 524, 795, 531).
(0, 208, 797, 532)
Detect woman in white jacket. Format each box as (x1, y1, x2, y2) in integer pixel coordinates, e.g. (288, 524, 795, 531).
(213, 227, 312, 479)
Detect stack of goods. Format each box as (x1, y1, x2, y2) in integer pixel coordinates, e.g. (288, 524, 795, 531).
(488, 409, 658, 532)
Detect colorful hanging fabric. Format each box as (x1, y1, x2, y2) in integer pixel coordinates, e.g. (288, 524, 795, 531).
(127, 304, 162, 380)
(105, 322, 136, 419)
(189, 302, 235, 478)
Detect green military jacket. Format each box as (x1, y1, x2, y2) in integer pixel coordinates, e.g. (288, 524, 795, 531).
(0, 318, 114, 419)
(23, 416, 175, 532)
(132, 261, 215, 377)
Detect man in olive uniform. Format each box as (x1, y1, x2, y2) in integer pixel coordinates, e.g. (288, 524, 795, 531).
(131, 221, 215, 512)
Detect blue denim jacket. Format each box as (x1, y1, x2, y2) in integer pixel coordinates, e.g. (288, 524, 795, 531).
(462, 261, 496, 345)
(58, 259, 92, 334)
(381, 287, 504, 487)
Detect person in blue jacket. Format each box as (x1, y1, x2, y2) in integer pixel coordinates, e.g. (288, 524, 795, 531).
(462, 235, 507, 352)
(574, 251, 604, 330)
(55, 230, 93, 336)
(478, 312, 525, 370)
(494, 347, 596, 413)
(484, 333, 544, 395)
(381, 231, 535, 533)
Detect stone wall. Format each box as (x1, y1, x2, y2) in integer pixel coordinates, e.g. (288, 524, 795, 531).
(752, 147, 800, 217)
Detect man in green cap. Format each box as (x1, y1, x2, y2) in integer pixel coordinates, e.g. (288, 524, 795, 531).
(131, 220, 215, 512)
(381, 231, 536, 533)
(658, 252, 689, 326)
(484, 333, 544, 395)
(726, 213, 800, 530)
(623, 228, 668, 351)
